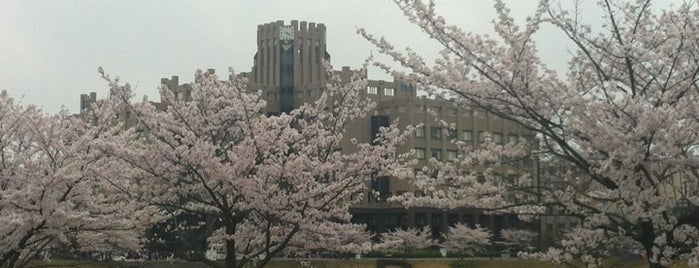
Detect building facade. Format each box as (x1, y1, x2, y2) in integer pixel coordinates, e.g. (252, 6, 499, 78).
(241, 21, 537, 237)
(81, 20, 538, 240)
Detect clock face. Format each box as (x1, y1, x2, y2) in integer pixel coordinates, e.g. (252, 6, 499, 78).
(279, 26, 294, 41)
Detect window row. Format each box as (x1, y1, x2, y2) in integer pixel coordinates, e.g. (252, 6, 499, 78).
(366, 190, 429, 203)
(266, 90, 320, 100)
(413, 148, 459, 161)
(415, 147, 534, 167)
(412, 106, 493, 119)
(367, 86, 394, 96)
(414, 127, 530, 144)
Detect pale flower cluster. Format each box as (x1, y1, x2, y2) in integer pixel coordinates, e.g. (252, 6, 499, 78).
(364, 0, 699, 267)
(91, 66, 411, 268)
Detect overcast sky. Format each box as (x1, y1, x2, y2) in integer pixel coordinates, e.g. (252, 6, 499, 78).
(0, 0, 676, 113)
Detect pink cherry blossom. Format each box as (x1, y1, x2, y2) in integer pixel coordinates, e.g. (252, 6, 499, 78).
(93, 67, 410, 268)
(364, 1, 699, 267)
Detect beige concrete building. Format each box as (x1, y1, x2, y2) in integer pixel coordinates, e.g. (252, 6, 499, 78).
(80, 20, 539, 238)
(239, 21, 537, 235)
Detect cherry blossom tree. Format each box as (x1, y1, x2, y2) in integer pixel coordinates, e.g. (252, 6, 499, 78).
(362, 0, 699, 267)
(524, 227, 644, 268)
(94, 67, 408, 268)
(379, 226, 437, 255)
(499, 228, 537, 254)
(441, 224, 492, 258)
(0, 90, 157, 268)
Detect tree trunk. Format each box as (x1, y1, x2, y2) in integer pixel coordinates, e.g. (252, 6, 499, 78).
(7, 251, 20, 268)
(638, 220, 666, 268)
(225, 238, 237, 268)
(219, 217, 238, 268)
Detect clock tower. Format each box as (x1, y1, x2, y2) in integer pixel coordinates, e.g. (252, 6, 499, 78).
(250, 20, 331, 114)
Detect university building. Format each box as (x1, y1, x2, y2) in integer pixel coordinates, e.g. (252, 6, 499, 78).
(81, 20, 538, 239)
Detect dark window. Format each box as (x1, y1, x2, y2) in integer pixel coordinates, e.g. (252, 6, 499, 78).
(431, 148, 442, 160)
(431, 127, 442, 140)
(279, 44, 294, 113)
(415, 212, 427, 227)
(447, 129, 457, 140)
(266, 92, 277, 100)
(370, 115, 390, 145)
(369, 176, 390, 203)
(507, 175, 518, 185)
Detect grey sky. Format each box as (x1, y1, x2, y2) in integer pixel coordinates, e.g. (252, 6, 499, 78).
(0, 0, 673, 113)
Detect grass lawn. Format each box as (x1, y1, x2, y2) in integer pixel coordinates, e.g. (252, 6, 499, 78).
(27, 258, 688, 268)
(262, 259, 652, 268)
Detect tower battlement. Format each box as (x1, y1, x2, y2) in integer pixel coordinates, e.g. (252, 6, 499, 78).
(79, 92, 97, 112)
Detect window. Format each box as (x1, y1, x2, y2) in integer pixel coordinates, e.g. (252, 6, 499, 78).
(431, 148, 442, 160)
(461, 130, 473, 141)
(508, 134, 518, 144)
(414, 126, 425, 138)
(447, 150, 458, 161)
(416, 105, 426, 113)
(384, 88, 394, 96)
(507, 175, 518, 185)
(478, 131, 486, 143)
(447, 129, 457, 140)
(266, 92, 277, 100)
(430, 127, 442, 140)
(398, 107, 406, 113)
(493, 132, 503, 144)
(414, 148, 425, 159)
(367, 86, 378, 94)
